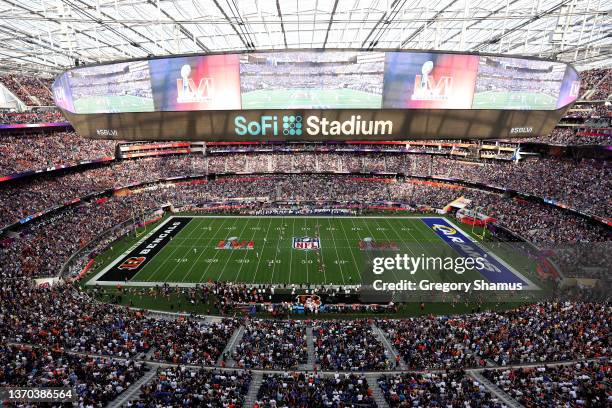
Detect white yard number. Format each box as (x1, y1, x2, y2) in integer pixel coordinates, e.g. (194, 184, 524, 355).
(204, 258, 218, 263)
(335, 260, 348, 265)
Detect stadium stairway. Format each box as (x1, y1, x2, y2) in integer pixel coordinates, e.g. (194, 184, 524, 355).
(219, 325, 245, 367)
(365, 374, 390, 408)
(244, 371, 263, 407)
(469, 371, 525, 408)
(371, 323, 407, 370)
(110, 365, 157, 407)
(299, 326, 316, 371)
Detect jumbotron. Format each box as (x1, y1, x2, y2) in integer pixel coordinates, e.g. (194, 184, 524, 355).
(0, 2, 609, 407)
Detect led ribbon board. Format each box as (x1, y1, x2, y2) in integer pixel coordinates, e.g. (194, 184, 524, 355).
(53, 50, 580, 141)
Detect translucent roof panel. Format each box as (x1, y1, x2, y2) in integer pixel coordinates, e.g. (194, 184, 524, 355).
(0, 0, 609, 77)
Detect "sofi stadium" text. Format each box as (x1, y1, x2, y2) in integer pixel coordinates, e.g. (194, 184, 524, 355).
(234, 115, 393, 137)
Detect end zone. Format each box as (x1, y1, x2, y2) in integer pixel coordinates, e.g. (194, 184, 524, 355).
(421, 217, 540, 290)
(87, 216, 192, 286)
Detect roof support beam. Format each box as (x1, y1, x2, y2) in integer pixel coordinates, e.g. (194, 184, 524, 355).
(399, 0, 460, 48)
(471, 0, 574, 51)
(322, 0, 339, 48)
(61, 0, 150, 58)
(276, 0, 288, 48)
(211, 0, 250, 49)
(0, 0, 125, 64)
(146, 0, 211, 52)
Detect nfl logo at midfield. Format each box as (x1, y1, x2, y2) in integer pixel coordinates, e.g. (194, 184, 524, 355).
(293, 236, 321, 250)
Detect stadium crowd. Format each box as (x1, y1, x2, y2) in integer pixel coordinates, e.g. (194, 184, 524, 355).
(378, 302, 609, 369)
(0, 131, 114, 176)
(0, 193, 158, 278)
(578, 68, 610, 100)
(131, 367, 251, 407)
(255, 372, 376, 407)
(0, 343, 147, 406)
(0, 276, 609, 405)
(231, 319, 309, 370)
(0, 109, 64, 124)
(1, 152, 609, 233)
(528, 126, 612, 145)
(0, 74, 54, 106)
(313, 320, 393, 371)
(378, 371, 504, 407)
(0, 279, 239, 365)
(0, 156, 207, 228)
(482, 360, 610, 407)
(425, 156, 611, 219)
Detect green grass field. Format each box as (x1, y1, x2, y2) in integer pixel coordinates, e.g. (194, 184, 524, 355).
(241, 88, 382, 109)
(73, 95, 154, 113)
(472, 91, 557, 110)
(88, 215, 537, 289)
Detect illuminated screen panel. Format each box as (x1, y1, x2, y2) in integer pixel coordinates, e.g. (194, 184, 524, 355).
(68, 61, 154, 113)
(240, 51, 385, 109)
(557, 66, 581, 108)
(149, 54, 241, 111)
(53, 51, 578, 117)
(382, 52, 479, 109)
(51, 73, 74, 112)
(472, 56, 566, 110)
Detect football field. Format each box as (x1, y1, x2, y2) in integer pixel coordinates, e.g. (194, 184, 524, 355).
(88, 215, 538, 289)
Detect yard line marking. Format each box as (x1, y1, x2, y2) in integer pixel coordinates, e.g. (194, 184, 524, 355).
(234, 217, 262, 282)
(217, 217, 249, 281)
(180, 218, 225, 283)
(288, 218, 294, 284)
(314, 219, 328, 284)
(252, 218, 273, 284)
(270, 218, 286, 284)
(337, 218, 362, 282)
(197, 218, 232, 282)
(381, 218, 437, 284)
(325, 218, 343, 285)
(157, 218, 204, 283)
(303, 218, 310, 284)
(136, 217, 196, 283)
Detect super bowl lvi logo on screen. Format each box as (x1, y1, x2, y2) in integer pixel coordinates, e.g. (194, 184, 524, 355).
(176, 64, 214, 103)
(382, 52, 479, 109)
(148, 54, 241, 111)
(411, 60, 454, 101)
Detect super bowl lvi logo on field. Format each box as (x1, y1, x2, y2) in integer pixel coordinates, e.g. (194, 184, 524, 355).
(293, 236, 321, 250)
(216, 237, 255, 250)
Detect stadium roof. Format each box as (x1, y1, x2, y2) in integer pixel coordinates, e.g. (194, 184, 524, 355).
(0, 0, 609, 76)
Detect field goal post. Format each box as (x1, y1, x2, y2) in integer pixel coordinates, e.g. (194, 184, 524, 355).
(471, 206, 488, 241)
(132, 203, 148, 237)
